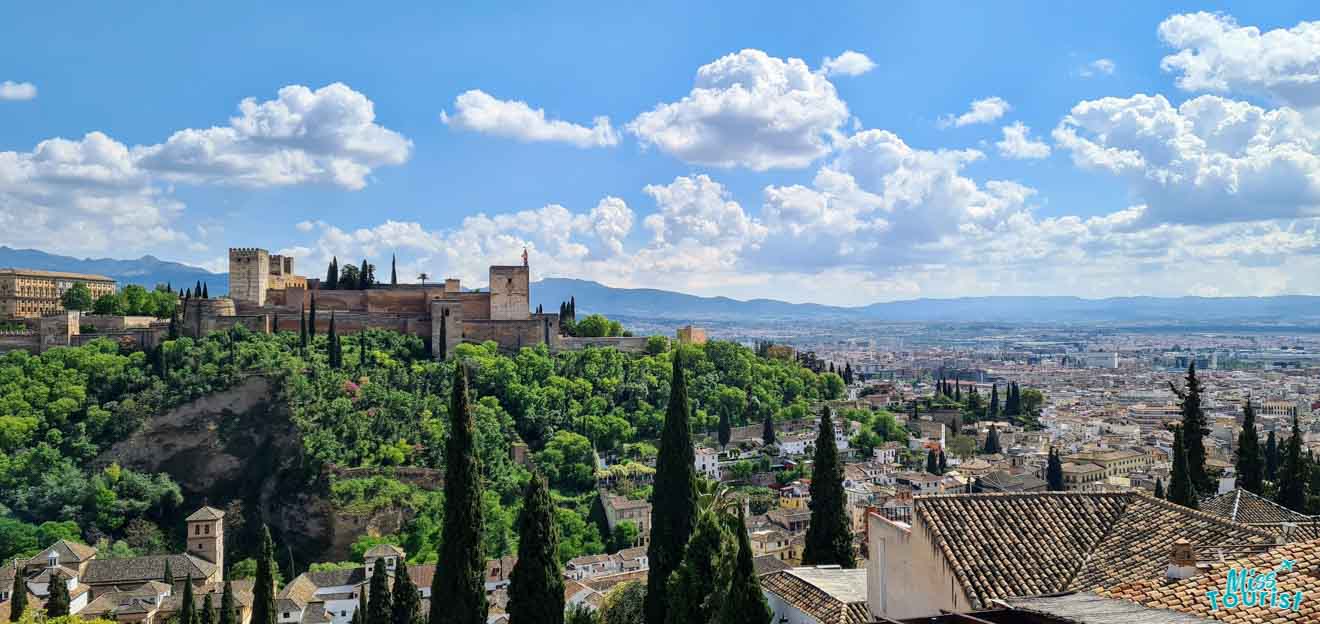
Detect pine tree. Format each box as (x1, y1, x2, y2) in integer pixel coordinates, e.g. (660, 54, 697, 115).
(925, 449, 938, 475)
(1236, 399, 1264, 494)
(181, 573, 196, 624)
(802, 407, 854, 568)
(201, 593, 215, 624)
(718, 508, 772, 624)
(1046, 448, 1065, 491)
(1171, 363, 1210, 493)
(762, 412, 776, 447)
(10, 571, 27, 621)
(253, 525, 278, 624)
(431, 364, 487, 624)
(507, 474, 564, 624)
(326, 257, 339, 290)
(1266, 431, 1280, 482)
(367, 557, 392, 624)
(644, 353, 698, 624)
(219, 580, 236, 624)
(391, 557, 420, 624)
(1277, 414, 1307, 512)
(45, 571, 70, 617)
(983, 425, 1001, 454)
(718, 409, 732, 449)
(1168, 427, 1198, 509)
(664, 511, 731, 624)
(989, 384, 999, 417)
(1154, 477, 1165, 499)
(391, 255, 398, 286)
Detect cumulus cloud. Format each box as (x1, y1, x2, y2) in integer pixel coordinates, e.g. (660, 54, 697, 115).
(628, 49, 850, 170)
(0, 81, 36, 101)
(820, 51, 877, 77)
(0, 83, 409, 256)
(1078, 58, 1117, 78)
(441, 89, 620, 148)
(1053, 93, 1320, 224)
(995, 122, 1051, 159)
(1160, 13, 1320, 108)
(938, 96, 1010, 128)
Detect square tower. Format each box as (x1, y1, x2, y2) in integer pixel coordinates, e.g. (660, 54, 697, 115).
(488, 265, 529, 320)
(228, 248, 270, 307)
(185, 506, 225, 570)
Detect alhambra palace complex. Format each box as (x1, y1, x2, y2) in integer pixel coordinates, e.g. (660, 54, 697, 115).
(0, 247, 654, 355)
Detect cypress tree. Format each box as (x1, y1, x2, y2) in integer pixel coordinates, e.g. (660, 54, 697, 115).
(762, 412, 776, 447)
(1277, 414, 1307, 512)
(358, 588, 368, 624)
(202, 283, 209, 298)
(1171, 363, 1210, 493)
(645, 353, 698, 624)
(164, 560, 174, 586)
(1236, 399, 1264, 494)
(718, 409, 732, 449)
(925, 449, 938, 475)
(664, 511, 731, 624)
(201, 593, 215, 624)
(391, 254, 398, 286)
(989, 384, 999, 416)
(309, 294, 318, 339)
(1046, 448, 1065, 491)
(252, 525, 277, 624)
(359, 259, 371, 290)
(1266, 431, 1280, 482)
(299, 306, 308, 351)
(391, 559, 420, 624)
(326, 257, 339, 290)
(938, 450, 947, 474)
(802, 407, 854, 568)
(1154, 477, 1165, 499)
(45, 571, 70, 617)
(219, 580, 236, 624)
(328, 311, 341, 369)
(367, 558, 392, 624)
(181, 573, 196, 624)
(430, 364, 487, 624)
(195, 280, 203, 298)
(718, 508, 772, 624)
(983, 425, 1001, 454)
(438, 313, 448, 361)
(1168, 427, 1198, 509)
(507, 474, 564, 624)
(10, 572, 27, 621)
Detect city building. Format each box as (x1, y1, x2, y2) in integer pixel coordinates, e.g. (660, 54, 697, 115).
(0, 268, 116, 318)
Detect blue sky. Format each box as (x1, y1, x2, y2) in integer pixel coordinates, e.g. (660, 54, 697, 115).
(3, 2, 1320, 304)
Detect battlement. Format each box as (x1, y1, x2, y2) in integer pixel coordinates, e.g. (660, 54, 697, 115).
(229, 247, 269, 255)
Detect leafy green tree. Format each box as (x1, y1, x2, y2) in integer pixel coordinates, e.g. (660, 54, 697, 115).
(1171, 363, 1210, 493)
(1236, 399, 1263, 494)
(61, 283, 94, 311)
(801, 407, 854, 568)
(537, 431, 596, 493)
(664, 510, 731, 624)
(390, 558, 420, 624)
(367, 556, 392, 624)
(1046, 448, 1065, 491)
(599, 581, 645, 624)
(1168, 427, 1198, 509)
(566, 604, 596, 624)
(180, 573, 196, 624)
(431, 364, 487, 624)
(1277, 414, 1307, 512)
(252, 525, 277, 624)
(718, 508, 771, 624)
(507, 474, 564, 624)
(645, 354, 697, 624)
(610, 521, 639, 552)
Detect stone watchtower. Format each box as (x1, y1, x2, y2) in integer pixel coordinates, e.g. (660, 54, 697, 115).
(228, 248, 270, 307)
(488, 265, 530, 320)
(185, 506, 225, 570)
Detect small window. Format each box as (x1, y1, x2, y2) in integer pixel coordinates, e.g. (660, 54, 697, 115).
(283, 613, 290, 619)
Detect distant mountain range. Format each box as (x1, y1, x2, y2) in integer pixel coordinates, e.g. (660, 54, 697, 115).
(6, 247, 1320, 323)
(0, 246, 226, 293)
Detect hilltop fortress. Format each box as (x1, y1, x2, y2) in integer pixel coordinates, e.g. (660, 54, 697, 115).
(180, 247, 647, 355)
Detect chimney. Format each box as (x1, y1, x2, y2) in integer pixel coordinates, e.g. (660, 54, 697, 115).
(1166, 538, 1198, 580)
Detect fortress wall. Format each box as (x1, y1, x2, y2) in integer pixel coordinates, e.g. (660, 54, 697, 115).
(558, 336, 649, 353)
(0, 332, 39, 353)
(213, 314, 270, 334)
(80, 314, 157, 331)
(463, 317, 553, 352)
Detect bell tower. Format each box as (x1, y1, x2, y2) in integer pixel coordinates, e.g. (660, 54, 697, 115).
(185, 506, 225, 572)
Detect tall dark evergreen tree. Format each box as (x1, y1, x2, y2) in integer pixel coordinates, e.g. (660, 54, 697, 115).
(390, 255, 398, 286)
(1153, 477, 1165, 499)
(367, 557, 392, 624)
(508, 474, 564, 624)
(801, 407, 854, 568)
(438, 313, 448, 360)
(201, 592, 215, 624)
(326, 257, 340, 290)
(299, 306, 308, 351)
(983, 425, 1001, 454)
(1236, 399, 1264, 494)
(1167, 427, 1198, 509)
(164, 560, 174, 586)
(664, 510, 731, 624)
(925, 449, 938, 475)
(1277, 414, 1307, 512)
(718, 409, 732, 449)
(718, 508, 772, 624)
(202, 283, 209, 298)
(181, 573, 196, 624)
(431, 364, 487, 624)
(762, 412, 776, 447)
(252, 525, 277, 624)
(359, 259, 371, 290)
(989, 384, 999, 416)
(219, 579, 236, 624)
(1171, 363, 1210, 493)
(1266, 431, 1280, 481)
(45, 572, 70, 617)
(1046, 448, 1065, 491)
(391, 556, 420, 624)
(937, 450, 947, 474)
(644, 354, 698, 624)
(9, 570, 27, 621)
(308, 294, 318, 339)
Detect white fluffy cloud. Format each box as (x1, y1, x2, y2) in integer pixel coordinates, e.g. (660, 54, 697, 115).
(0, 83, 409, 256)
(1078, 58, 1117, 78)
(1053, 93, 1320, 224)
(628, 49, 850, 170)
(996, 122, 1051, 159)
(0, 81, 37, 101)
(1160, 13, 1320, 108)
(441, 90, 620, 148)
(820, 51, 877, 77)
(938, 96, 1010, 128)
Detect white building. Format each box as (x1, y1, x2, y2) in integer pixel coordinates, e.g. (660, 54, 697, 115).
(695, 446, 721, 481)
